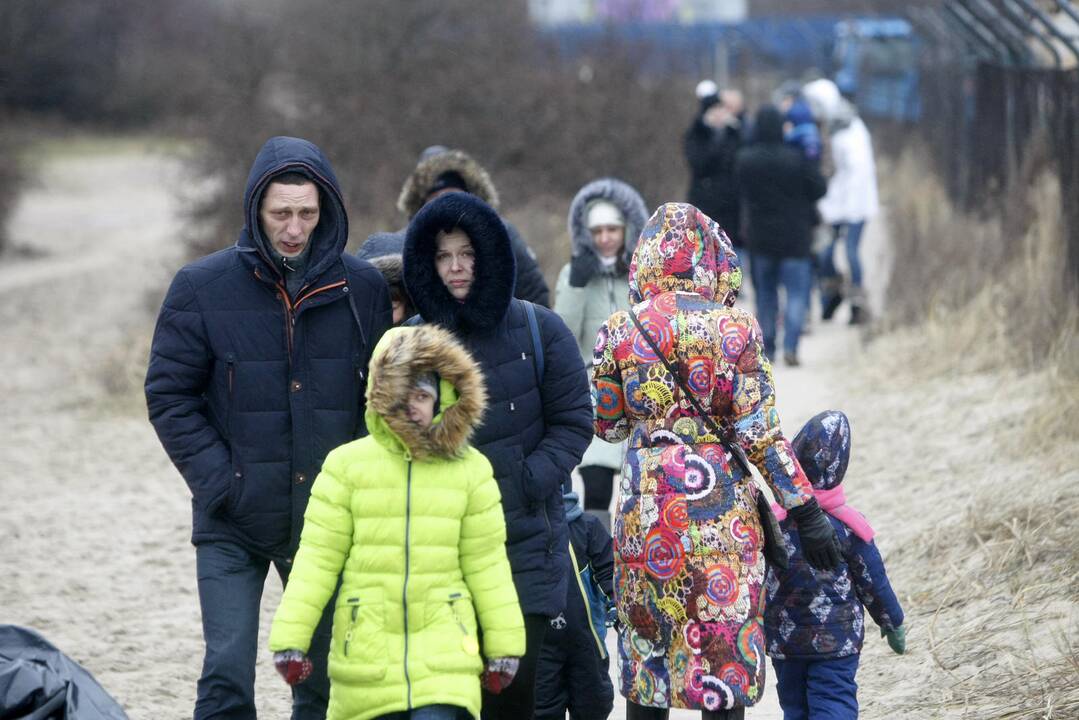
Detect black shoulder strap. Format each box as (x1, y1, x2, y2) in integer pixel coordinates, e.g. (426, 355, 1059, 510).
(627, 308, 753, 476)
(524, 300, 544, 382)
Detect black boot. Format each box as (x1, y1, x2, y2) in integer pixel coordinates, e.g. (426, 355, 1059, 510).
(820, 276, 844, 321)
(702, 709, 745, 720)
(626, 701, 669, 720)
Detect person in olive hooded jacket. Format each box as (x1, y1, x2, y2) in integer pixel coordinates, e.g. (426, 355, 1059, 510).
(146, 136, 392, 719)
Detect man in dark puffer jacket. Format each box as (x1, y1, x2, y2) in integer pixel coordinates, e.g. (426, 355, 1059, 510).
(403, 193, 592, 719)
(146, 136, 392, 720)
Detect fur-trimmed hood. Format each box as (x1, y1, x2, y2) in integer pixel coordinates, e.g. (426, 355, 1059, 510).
(357, 230, 406, 287)
(403, 193, 517, 333)
(566, 178, 648, 287)
(397, 148, 500, 219)
(365, 326, 487, 460)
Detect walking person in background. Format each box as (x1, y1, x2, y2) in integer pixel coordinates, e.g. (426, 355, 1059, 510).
(766, 410, 906, 719)
(397, 145, 550, 307)
(685, 80, 746, 248)
(554, 177, 648, 530)
(534, 486, 616, 720)
(804, 80, 880, 324)
(268, 324, 526, 720)
(735, 106, 828, 366)
(145, 136, 393, 719)
(592, 203, 842, 719)
(403, 192, 593, 719)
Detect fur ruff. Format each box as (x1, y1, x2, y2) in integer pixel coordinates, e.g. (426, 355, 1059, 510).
(397, 149, 500, 219)
(368, 254, 403, 288)
(403, 193, 517, 333)
(567, 178, 649, 288)
(367, 325, 487, 460)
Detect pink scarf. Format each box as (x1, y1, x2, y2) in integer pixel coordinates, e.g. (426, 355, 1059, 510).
(771, 486, 875, 543)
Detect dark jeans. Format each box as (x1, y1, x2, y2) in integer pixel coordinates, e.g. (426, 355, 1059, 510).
(195, 541, 333, 720)
(375, 706, 463, 720)
(750, 253, 812, 357)
(579, 465, 615, 513)
(480, 613, 549, 720)
(818, 222, 866, 289)
(773, 655, 860, 720)
(626, 701, 744, 720)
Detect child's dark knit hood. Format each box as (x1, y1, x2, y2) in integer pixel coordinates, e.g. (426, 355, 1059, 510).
(792, 410, 851, 491)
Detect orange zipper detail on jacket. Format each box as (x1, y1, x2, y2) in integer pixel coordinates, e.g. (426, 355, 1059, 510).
(255, 270, 346, 360)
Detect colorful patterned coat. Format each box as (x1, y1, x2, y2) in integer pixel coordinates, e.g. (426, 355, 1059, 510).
(591, 203, 815, 711)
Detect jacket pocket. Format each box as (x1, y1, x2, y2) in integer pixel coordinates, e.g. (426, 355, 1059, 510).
(422, 587, 483, 674)
(330, 587, 388, 683)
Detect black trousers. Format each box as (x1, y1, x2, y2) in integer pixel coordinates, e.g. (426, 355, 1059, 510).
(626, 701, 745, 720)
(578, 465, 615, 512)
(481, 613, 549, 720)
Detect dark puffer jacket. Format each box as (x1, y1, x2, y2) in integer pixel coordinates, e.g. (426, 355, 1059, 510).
(146, 136, 393, 560)
(402, 192, 593, 617)
(764, 411, 904, 660)
(734, 106, 828, 259)
(685, 112, 744, 244)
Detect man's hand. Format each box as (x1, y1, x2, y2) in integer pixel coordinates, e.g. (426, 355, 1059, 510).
(481, 656, 520, 694)
(273, 649, 312, 685)
(882, 625, 906, 655)
(789, 500, 842, 571)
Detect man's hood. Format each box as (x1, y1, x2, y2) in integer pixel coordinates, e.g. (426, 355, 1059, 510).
(403, 193, 516, 333)
(566, 178, 648, 286)
(364, 325, 487, 461)
(239, 136, 348, 284)
(397, 147, 500, 219)
(792, 410, 851, 490)
(628, 202, 742, 306)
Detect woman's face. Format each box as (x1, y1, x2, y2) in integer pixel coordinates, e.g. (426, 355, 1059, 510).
(591, 224, 625, 259)
(435, 229, 475, 301)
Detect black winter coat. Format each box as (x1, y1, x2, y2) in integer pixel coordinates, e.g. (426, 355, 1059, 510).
(685, 114, 744, 243)
(145, 136, 393, 560)
(735, 107, 828, 259)
(402, 193, 593, 617)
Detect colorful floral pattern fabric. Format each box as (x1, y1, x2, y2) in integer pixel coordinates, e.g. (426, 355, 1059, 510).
(591, 203, 814, 711)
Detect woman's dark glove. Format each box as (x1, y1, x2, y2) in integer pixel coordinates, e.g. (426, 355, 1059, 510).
(789, 499, 842, 571)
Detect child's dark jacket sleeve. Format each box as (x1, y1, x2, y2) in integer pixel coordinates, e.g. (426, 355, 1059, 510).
(585, 516, 615, 600)
(846, 536, 904, 632)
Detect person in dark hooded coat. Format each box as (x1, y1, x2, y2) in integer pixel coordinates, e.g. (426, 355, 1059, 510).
(735, 105, 828, 366)
(685, 84, 746, 247)
(397, 145, 551, 307)
(403, 192, 593, 719)
(145, 136, 393, 719)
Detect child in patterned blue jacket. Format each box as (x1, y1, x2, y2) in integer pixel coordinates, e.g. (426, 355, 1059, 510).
(765, 410, 905, 720)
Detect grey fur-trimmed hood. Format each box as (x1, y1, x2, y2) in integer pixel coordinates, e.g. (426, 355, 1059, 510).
(566, 178, 648, 287)
(397, 148, 500, 219)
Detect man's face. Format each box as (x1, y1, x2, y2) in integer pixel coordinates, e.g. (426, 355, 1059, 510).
(259, 181, 320, 258)
(591, 225, 625, 259)
(435, 230, 475, 301)
(407, 387, 436, 427)
(704, 103, 731, 129)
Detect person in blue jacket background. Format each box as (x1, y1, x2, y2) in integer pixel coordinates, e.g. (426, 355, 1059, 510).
(765, 410, 906, 720)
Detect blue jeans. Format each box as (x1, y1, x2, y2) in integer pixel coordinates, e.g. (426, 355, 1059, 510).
(818, 222, 865, 288)
(772, 655, 860, 720)
(195, 541, 333, 720)
(750, 254, 812, 357)
(374, 705, 463, 720)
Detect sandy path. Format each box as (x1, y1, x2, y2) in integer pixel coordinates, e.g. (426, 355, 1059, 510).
(1, 143, 889, 719)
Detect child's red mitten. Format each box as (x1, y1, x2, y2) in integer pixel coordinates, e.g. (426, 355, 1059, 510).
(273, 649, 313, 685)
(481, 656, 520, 694)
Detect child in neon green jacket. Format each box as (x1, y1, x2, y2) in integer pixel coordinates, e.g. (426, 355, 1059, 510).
(269, 325, 526, 720)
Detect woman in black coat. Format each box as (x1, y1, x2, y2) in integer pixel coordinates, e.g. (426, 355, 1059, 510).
(403, 192, 593, 719)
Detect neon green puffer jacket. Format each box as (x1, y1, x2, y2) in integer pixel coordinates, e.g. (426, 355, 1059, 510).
(269, 325, 525, 720)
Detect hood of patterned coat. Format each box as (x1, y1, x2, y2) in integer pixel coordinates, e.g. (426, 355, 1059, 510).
(791, 410, 851, 490)
(403, 192, 517, 334)
(365, 325, 487, 461)
(239, 136, 348, 284)
(627, 202, 743, 306)
(566, 177, 648, 287)
(397, 146, 500, 219)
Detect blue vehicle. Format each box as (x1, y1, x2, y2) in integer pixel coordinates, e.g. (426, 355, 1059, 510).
(831, 18, 922, 121)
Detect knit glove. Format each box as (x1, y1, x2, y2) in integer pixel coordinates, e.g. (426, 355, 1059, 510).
(273, 650, 313, 685)
(882, 624, 906, 655)
(789, 500, 842, 571)
(481, 656, 520, 694)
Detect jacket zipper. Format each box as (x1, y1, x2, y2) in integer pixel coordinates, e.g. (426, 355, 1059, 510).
(403, 456, 413, 707)
(254, 269, 347, 362)
(541, 503, 554, 555)
(606, 275, 616, 314)
(343, 597, 360, 656)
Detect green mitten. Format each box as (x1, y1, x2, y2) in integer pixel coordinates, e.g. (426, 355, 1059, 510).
(881, 624, 906, 655)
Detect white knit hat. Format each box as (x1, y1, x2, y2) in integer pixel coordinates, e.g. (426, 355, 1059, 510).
(586, 200, 625, 229)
